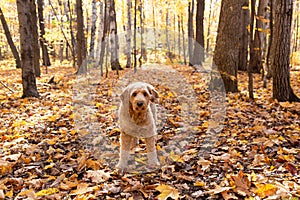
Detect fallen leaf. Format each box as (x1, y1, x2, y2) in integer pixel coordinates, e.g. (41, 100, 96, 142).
(156, 184, 179, 200)
(86, 170, 110, 183)
(255, 183, 277, 198)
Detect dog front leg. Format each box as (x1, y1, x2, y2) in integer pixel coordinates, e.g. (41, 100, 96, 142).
(117, 132, 133, 169)
(145, 136, 159, 167)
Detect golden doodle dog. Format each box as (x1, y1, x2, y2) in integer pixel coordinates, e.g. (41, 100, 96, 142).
(117, 82, 160, 170)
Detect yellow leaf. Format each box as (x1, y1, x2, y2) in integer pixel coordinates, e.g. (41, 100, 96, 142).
(169, 151, 184, 163)
(255, 184, 277, 198)
(194, 181, 206, 187)
(5, 190, 13, 198)
(156, 184, 179, 200)
(36, 188, 59, 197)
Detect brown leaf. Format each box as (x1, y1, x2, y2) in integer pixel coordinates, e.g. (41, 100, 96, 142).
(230, 171, 251, 196)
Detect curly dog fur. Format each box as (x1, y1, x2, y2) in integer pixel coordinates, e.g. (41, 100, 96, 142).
(117, 82, 159, 169)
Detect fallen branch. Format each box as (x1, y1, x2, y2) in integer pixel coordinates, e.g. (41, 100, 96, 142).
(0, 80, 14, 93)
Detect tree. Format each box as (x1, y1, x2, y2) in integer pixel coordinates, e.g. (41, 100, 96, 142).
(248, 0, 255, 99)
(16, 0, 39, 98)
(89, 0, 97, 59)
(188, 0, 194, 66)
(125, 0, 132, 68)
(252, 0, 268, 73)
(0, 7, 21, 69)
(272, 0, 299, 102)
(30, 0, 40, 77)
(109, 0, 122, 71)
(238, 1, 249, 71)
(76, 0, 87, 73)
(213, 0, 243, 93)
(37, 0, 51, 69)
(192, 0, 205, 65)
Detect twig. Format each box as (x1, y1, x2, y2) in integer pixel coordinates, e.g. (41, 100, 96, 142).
(0, 80, 14, 93)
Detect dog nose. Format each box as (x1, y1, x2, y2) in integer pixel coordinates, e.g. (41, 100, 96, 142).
(137, 101, 144, 107)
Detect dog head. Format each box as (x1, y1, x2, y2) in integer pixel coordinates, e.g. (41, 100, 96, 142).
(121, 82, 159, 114)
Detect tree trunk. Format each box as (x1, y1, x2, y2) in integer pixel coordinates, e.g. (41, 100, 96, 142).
(165, 7, 172, 63)
(0, 7, 21, 69)
(238, 1, 249, 71)
(96, 2, 104, 67)
(252, 0, 268, 73)
(188, 0, 194, 66)
(99, 0, 110, 76)
(265, 0, 275, 85)
(67, 0, 76, 67)
(213, 0, 243, 93)
(181, 14, 187, 65)
(126, 0, 132, 68)
(272, 0, 299, 102)
(192, 0, 205, 65)
(109, 0, 121, 71)
(30, 0, 40, 77)
(89, 0, 97, 59)
(138, 0, 144, 68)
(152, 5, 157, 61)
(37, 0, 51, 68)
(248, 0, 255, 99)
(76, 0, 87, 73)
(133, 0, 137, 72)
(16, 0, 39, 98)
(206, 0, 213, 57)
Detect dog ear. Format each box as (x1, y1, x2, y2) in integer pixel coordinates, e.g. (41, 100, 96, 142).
(147, 85, 159, 103)
(120, 87, 129, 102)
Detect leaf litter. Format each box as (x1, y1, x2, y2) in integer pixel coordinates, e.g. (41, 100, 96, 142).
(0, 63, 299, 199)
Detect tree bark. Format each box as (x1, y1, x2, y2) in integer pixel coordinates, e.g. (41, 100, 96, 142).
(188, 0, 194, 66)
(213, 0, 243, 93)
(16, 0, 39, 98)
(192, 0, 205, 65)
(37, 0, 51, 68)
(252, 0, 268, 73)
(126, 0, 132, 68)
(272, 0, 299, 102)
(76, 0, 87, 73)
(248, 0, 255, 99)
(99, 0, 110, 76)
(89, 0, 97, 59)
(238, 1, 249, 71)
(109, 0, 121, 71)
(0, 7, 21, 69)
(30, 0, 40, 77)
(95, 2, 104, 68)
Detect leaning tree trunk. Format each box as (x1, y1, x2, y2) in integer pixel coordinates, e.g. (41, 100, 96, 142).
(272, 0, 299, 102)
(30, 0, 40, 77)
(76, 0, 87, 73)
(16, 0, 39, 98)
(213, 0, 243, 93)
(192, 0, 205, 65)
(0, 7, 21, 69)
(37, 0, 51, 68)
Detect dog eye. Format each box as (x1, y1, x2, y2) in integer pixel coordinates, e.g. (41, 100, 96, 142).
(132, 92, 137, 97)
(143, 92, 148, 97)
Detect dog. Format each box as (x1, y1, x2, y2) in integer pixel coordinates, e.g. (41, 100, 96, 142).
(116, 82, 160, 170)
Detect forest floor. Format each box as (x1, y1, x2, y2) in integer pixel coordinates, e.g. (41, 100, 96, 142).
(0, 60, 299, 199)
